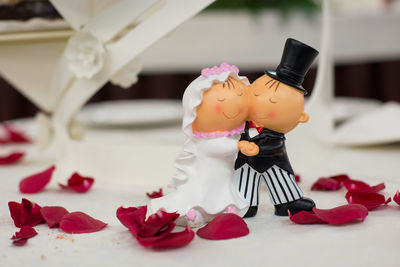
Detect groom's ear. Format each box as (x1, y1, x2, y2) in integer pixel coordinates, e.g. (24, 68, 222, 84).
(298, 112, 309, 123)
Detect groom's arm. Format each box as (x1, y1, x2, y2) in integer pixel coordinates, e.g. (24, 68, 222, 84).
(238, 138, 284, 157)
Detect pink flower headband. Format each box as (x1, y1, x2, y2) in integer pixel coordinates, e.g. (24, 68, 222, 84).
(201, 62, 239, 78)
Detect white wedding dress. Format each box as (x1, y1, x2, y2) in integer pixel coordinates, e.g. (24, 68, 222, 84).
(151, 134, 249, 225)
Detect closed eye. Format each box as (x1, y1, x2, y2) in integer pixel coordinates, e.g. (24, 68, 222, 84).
(217, 98, 226, 102)
(269, 98, 277, 104)
(254, 93, 260, 96)
(236, 92, 243, 96)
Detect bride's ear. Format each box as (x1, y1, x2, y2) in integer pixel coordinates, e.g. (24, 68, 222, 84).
(298, 112, 309, 123)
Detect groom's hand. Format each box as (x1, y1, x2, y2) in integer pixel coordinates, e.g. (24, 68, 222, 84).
(238, 141, 259, 156)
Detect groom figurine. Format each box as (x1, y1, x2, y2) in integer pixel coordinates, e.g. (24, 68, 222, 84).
(235, 38, 318, 217)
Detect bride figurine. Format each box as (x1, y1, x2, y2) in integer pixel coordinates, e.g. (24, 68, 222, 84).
(151, 63, 250, 227)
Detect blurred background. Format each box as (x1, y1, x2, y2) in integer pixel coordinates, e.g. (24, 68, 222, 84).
(0, 0, 399, 121)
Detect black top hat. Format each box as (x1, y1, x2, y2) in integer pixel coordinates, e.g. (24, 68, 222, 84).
(266, 38, 319, 95)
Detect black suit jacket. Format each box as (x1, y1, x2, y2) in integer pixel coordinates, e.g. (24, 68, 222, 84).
(234, 121, 294, 174)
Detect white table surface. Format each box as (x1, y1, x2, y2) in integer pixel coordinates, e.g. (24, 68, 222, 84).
(1, 119, 400, 267)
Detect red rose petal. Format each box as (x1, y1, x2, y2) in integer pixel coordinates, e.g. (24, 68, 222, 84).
(311, 177, 342, 191)
(139, 227, 195, 248)
(290, 205, 369, 225)
(0, 152, 24, 165)
(19, 165, 55, 194)
(8, 198, 44, 227)
(346, 190, 390, 210)
(4, 125, 31, 143)
(60, 212, 107, 234)
(116, 205, 194, 248)
(59, 172, 94, 193)
(393, 191, 400, 206)
(294, 174, 301, 183)
(11, 225, 37, 246)
(197, 213, 249, 240)
(12, 238, 28, 246)
(289, 210, 325, 224)
(146, 189, 163, 199)
(310, 174, 352, 191)
(141, 211, 179, 237)
(312, 204, 368, 224)
(330, 174, 350, 183)
(136, 223, 176, 244)
(21, 198, 44, 226)
(8, 201, 23, 227)
(41, 206, 69, 228)
(117, 206, 178, 239)
(11, 225, 38, 240)
(343, 179, 385, 193)
(116, 206, 146, 235)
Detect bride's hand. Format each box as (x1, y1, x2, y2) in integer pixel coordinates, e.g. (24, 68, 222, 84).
(238, 141, 259, 156)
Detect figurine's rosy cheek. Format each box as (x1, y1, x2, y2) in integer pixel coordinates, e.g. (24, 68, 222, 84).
(214, 103, 223, 114)
(267, 112, 276, 119)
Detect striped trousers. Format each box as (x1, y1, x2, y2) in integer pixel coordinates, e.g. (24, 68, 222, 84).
(236, 164, 303, 206)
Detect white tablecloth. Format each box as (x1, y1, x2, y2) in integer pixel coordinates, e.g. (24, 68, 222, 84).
(1, 119, 399, 267)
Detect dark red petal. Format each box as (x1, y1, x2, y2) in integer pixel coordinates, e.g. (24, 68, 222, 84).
(19, 165, 55, 194)
(197, 213, 249, 240)
(393, 191, 400, 206)
(312, 204, 368, 224)
(139, 227, 195, 248)
(146, 189, 163, 199)
(11, 225, 38, 240)
(116, 205, 193, 248)
(116, 206, 146, 234)
(12, 238, 28, 246)
(135, 223, 176, 245)
(8, 199, 43, 227)
(311, 177, 342, 191)
(0, 152, 24, 165)
(343, 179, 385, 193)
(21, 198, 44, 226)
(289, 210, 325, 224)
(4, 125, 31, 143)
(346, 190, 390, 210)
(41, 206, 69, 228)
(11, 225, 38, 246)
(330, 174, 350, 183)
(294, 174, 301, 183)
(60, 212, 107, 234)
(142, 211, 179, 237)
(59, 172, 94, 193)
(116, 206, 139, 220)
(371, 183, 386, 192)
(8, 201, 23, 227)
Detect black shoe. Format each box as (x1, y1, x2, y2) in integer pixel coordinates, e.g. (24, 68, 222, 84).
(274, 197, 315, 216)
(243, 206, 258, 218)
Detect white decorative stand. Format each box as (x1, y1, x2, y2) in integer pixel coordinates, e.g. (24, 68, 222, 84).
(0, 0, 215, 186)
